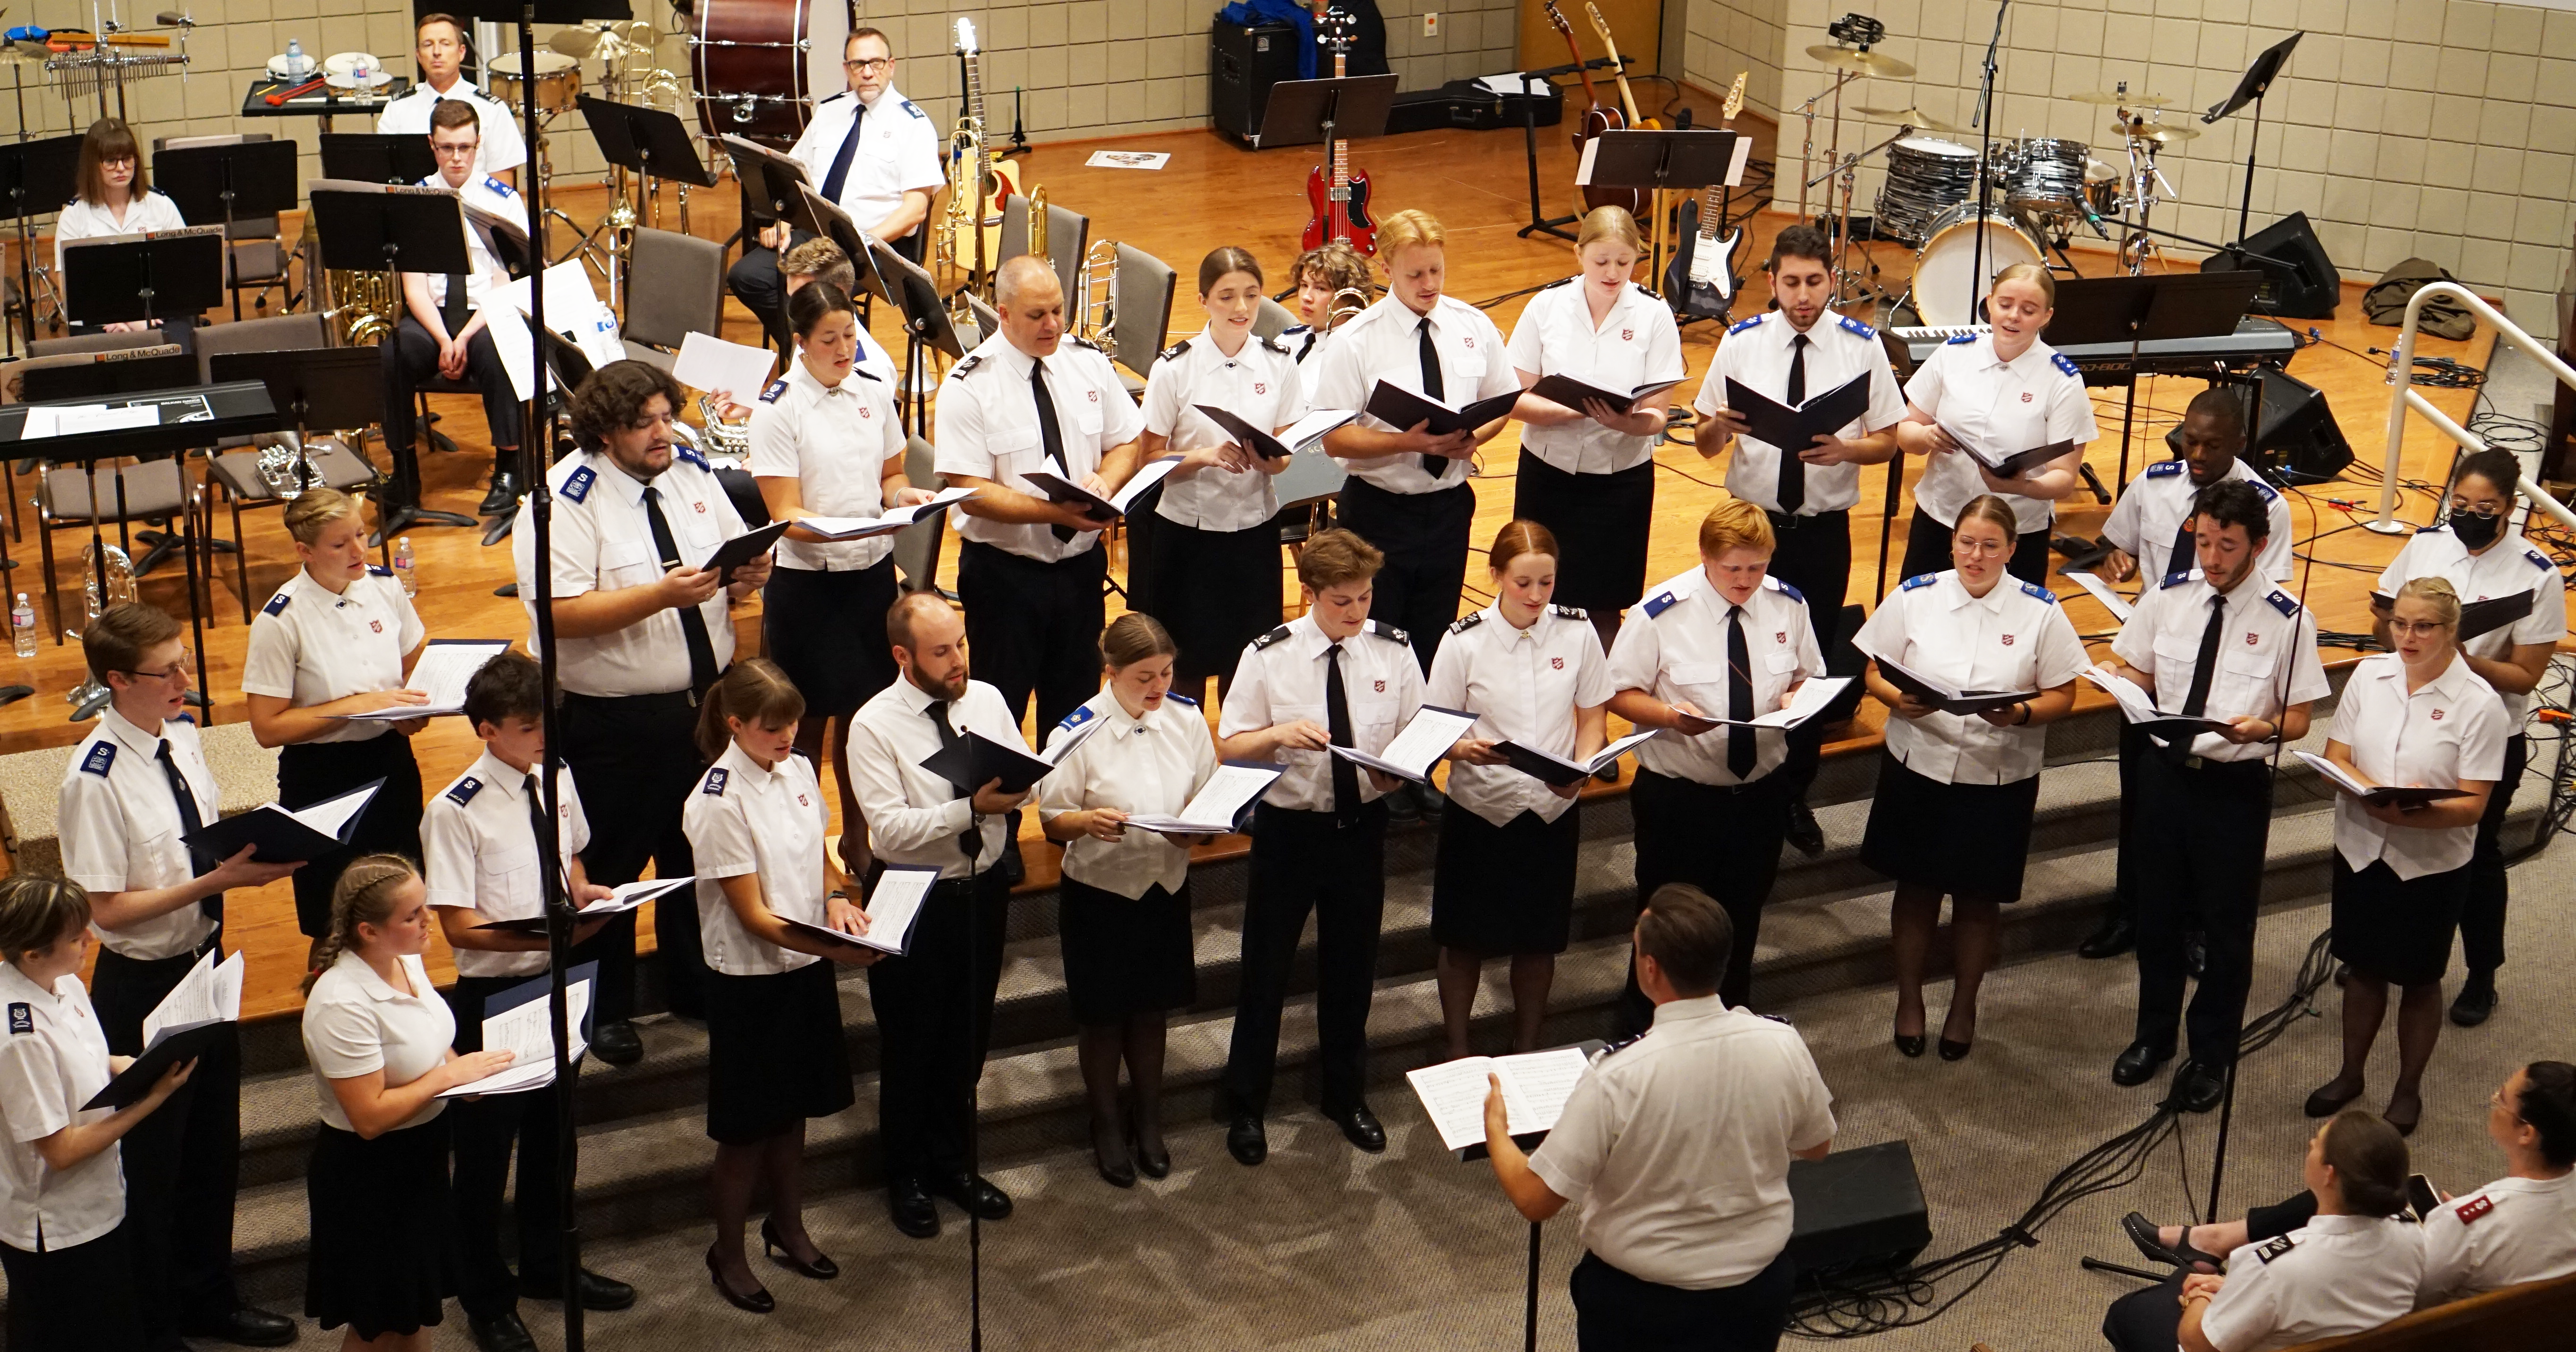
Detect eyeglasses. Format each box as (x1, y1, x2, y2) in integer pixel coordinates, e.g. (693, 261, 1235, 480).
(112, 649, 194, 684)
(433, 141, 479, 158)
(845, 57, 891, 73)
(2447, 501, 2504, 519)
(2386, 618, 2454, 639)
(2491, 1086, 2525, 1123)
(1952, 537, 2011, 558)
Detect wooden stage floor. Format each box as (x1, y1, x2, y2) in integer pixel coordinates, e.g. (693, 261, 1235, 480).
(0, 90, 2521, 1020)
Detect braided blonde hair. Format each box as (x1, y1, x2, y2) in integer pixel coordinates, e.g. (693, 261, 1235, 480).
(301, 854, 420, 993)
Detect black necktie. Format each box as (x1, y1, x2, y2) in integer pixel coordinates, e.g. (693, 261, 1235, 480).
(924, 699, 982, 860)
(2167, 510, 2200, 583)
(1030, 358, 1076, 543)
(158, 739, 220, 921)
(1416, 317, 1446, 480)
(521, 773, 549, 850)
(1777, 333, 1809, 516)
(2180, 594, 2227, 718)
(1725, 606, 1758, 778)
(818, 100, 865, 203)
(440, 270, 469, 333)
(1324, 643, 1362, 822)
(642, 486, 721, 696)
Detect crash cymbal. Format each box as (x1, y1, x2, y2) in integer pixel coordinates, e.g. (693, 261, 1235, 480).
(2113, 118, 2201, 144)
(1851, 104, 1965, 132)
(595, 19, 656, 46)
(1807, 44, 1915, 79)
(547, 25, 601, 58)
(0, 40, 45, 64)
(2069, 88, 2171, 106)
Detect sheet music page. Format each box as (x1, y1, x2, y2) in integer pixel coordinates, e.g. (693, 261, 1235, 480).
(1406, 1056, 1519, 1152)
(2295, 751, 2376, 798)
(1038, 717, 1102, 767)
(2081, 666, 2160, 722)
(1755, 676, 1851, 728)
(1332, 707, 1477, 780)
(852, 866, 939, 953)
(143, 949, 243, 1048)
(2061, 570, 2134, 621)
(1278, 408, 1358, 452)
(673, 331, 778, 404)
(1109, 457, 1185, 514)
(439, 980, 591, 1097)
(341, 640, 511, 718)
(1493, 1045, 1593, 1132)
(1127, 763, 1282, 833)
(286, 781, 381, 840)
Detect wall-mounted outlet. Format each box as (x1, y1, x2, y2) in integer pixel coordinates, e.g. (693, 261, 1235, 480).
(1423, 11, 1439, 37)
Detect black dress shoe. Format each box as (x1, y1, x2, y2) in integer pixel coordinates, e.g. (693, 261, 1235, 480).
(2077, 914, 2136, 960)
(519, 1267, 636, 1310)
(2110, 1041, 2172, 1087)
(703, 1247, 774, 1314)
(590, 1021, 643, 1066)
(1592, 760, 1621, 783)
(1784, 799, 1824, 856)
(929, 1171, 1013, 1220)
(1937, 1037, 1973, 1062)
(478, 471, 522, 517)
(1892, 1031, 1926, 1059)
(2450, 974, 2498, 1027)
(1325, 1103, 1386, 1153)
(2120, 1211, 2220, 1270)
(1226, 1115, 1268, 1166)
(2183, 932, 2207, 980)
(2303, 1075, 2364, 1118)
(760, 1219, 839, 1279)
(2169, 1060, 2228, 1114)
(887, 1176, 940, 1239)
(468, 1310, 539, 1352)
(1131, 1129, 1170, 1180)
(182, 1307, 297, 1348)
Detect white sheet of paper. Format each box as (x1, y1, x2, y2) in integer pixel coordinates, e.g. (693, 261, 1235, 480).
(1110, 456, 1186, 514)
(2081, 665, 2160, 722)
(848, 866, 938, 953)
(438, 980, 592, 1097)
(61, 404, 159, 435)
(793, 488, 980, 539)
(284, 781, 381, 840)
(1083, 149, 1169, 170)
(15, 406, 68, 439)
(1038, 715, 1103, 767)
(1727, 133, 1754, 187)
(2295, 750, 2379, 799)
(1125, 763, 1284, 835)
(1277, 408, 1359, 454)
(673, 331, 779, 404)
(143, 949, 244, 1049)
(1732, 676, 1852, 729)
(336, 640, 512, 719)
(1329, 707, 1477, 782)
(479, 299, 540, 402)
(2061, 570, 2135, 621)
(1405, 1045, 1593, 1152)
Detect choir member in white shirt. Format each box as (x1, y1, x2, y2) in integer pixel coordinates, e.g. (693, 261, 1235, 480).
(684, 660, 880, 1312)
(1430, 522, 1612, 1058)
(1891, 264, 2100, 585)
(1279, 241, 1372, 365)
(1038, 615, 1220, 1186)
(1855, 495, 2087, 1059)
(0, 875, 194, 1352)
(242, 490, 430, 947)
(2370, 449, 2566, 1027)
(2098, 388, 2295, 589)
(299, 857, 518, 1351)
(1132, 248, 1308, 699)
(2307, 577, 2506, 1135)
(1508, 207, 1686, 656)
(374, 13, 525, 183)
(53, 118, 195, 350)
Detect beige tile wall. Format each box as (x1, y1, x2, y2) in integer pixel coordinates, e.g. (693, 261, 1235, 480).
(1681, 0, 2576, 342)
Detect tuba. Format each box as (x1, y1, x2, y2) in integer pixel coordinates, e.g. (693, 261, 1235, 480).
(296, 209, 397, 347)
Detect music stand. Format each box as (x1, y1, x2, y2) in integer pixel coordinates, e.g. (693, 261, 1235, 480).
(319, 133, 438, 186)
(721, 133, 812, 234)
(208, 348, 385, 498)
(61, 231, 225, 330)
(1451, 1038, 1605, 1352)
(153, 140, 302, 321)
(2205, 31, 2302, 251)
(1580, 128, 1739, 288)
(1254, 72, 1398, 150)
(869, 235, 964, 440)
(306, 186, 477, 535)
(790, 184, 890, 306)
(0, 134, 81, 349)
(578, 95, 718, 197)
(2045, 271, 2264, 489)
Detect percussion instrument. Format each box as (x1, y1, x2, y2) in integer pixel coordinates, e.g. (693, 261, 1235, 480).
(2003, 137, 2091, 218)
(2068, 88, 2169, 106)
(2113, 117, 2199, 144)
(321, 51, 390, 88)
(2083, 157, 2124, 217)
(1873, 135, 1979, 245)
(489, 49, 579, 112)
(1908, 203, 2043, 328)
(1851, 104, 1965, 133)
(1805, 44, 1914, 79)
(689, 0, 845, 147)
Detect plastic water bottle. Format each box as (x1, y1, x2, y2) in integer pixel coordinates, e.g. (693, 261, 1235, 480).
(10, 593, 33, 659)
(284, 38, 310, 76)
(392, 537, 417, 597)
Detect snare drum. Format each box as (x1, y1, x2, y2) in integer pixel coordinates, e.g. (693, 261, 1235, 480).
(692, 0, 848, 148)
(2005, 137, 2091, 217)
(1873, 136, 1980, 246)
(1909, 204, 2046, 328)
(2083, 157, 2125, 218)
(488, 50, 580, 112)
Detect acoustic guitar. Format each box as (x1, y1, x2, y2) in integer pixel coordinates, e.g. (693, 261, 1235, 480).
(1299, 4, 1376, 254)
(1543, 0, 1638, 216)
(1661, 72, 1748, 320)
(1585, 3, 1657, 130)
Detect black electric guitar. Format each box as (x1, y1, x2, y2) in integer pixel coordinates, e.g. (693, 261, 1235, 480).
(1662, 72, 1747, 321)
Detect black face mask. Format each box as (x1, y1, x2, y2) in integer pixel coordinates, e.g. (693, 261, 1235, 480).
(2450, 510, 2503, 550)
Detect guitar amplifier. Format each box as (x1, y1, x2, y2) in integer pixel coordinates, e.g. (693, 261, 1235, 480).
(1785, 1140, 1933, 1283)
(1210, 20, 1304, 144)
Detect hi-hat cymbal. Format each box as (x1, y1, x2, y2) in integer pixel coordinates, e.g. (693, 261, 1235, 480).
(1807, 44, 1915, 79)
(595, 19, 655, 46)
(2113, 118, 2201, 144)
(2069, 88, 2170, 106)
(1851, 104, 1964, 132)
(548, 25, 601, 58)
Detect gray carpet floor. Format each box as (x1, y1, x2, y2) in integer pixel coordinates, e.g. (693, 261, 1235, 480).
(322, 838, 2575, 1352)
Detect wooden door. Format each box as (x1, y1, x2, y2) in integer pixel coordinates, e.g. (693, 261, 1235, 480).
(1520, 0, 1661, 84)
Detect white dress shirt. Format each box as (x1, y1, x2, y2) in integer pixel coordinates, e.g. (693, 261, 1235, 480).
(57, 708, 220, 960)
(2101, 458, 2295, 586)
(0, 964, 124, 1251)
(934, 332, 1147, 562)
(410, 171, 521, 315)
(240, 566, 425, 745)
(2202, 1214, 2424, 1352)
(421, 752, 592, 980)
(1280, 324, 1332, 367)
(2375, 526, 2569, 723)
(783, 329, 899, 389)
(1311, 294, 1518, 494)
(746, 359, 904, 572)
(2326, 652, 2508, 879)
(1688, 308, 1907, 516)
(785, 84, 946, 237)
(1217, 614, 1428, 812)
(52, 190, 189, 279)
(1610, 569, 1826, 787)
(1507, 278, 1686, 474)
(301, 951, 454, 1133)
(1039, 689, 1220, 898)
(1903, 332, 2099, 533)
(2417, 1171, 2576, 1305)
(1141, 327, 1307, 532)
(2110, 570, 2332, 763)
(846, 675, 1027, 878)
(1854, 570, 2090, 785)
(376, 78, 527, 177)
(1431, 603, 1615, 825)
(686, 741, 830, 977)
(513, 446, 746, 697)
(1527, 996, 1836, 1290)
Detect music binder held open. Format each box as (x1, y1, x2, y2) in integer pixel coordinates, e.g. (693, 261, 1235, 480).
(1329, 706, 1478, 783)
(792, 488, 981, 541)
(1020, 458, 1185, 521)
(436, 965, 597, 1098)
(1859, 650, 2035, 717)
(1492, 729, 1659, 787)
(1122, 761, 1288, 836)
(182, 780, 384, 864)
(1670, 676, 1855, 735)
(333, 639, 513, 720)
(1721, 374, 1870, 454)
(1192, 405, 1359, 462)
(1405, 1045, 1594, 1154)
(1525, 373, 1684, 417)
(83, 950, 245, 1110)
(2080, 666, 2237, 740)
(778, 864, 941, 957)
(2368, 588, 2534, 643)
(1363, 381, 1519, 438)
(473, 877, 697, 935)
(921, 718, 1101, 798)
(2294, 752, 2474, 809)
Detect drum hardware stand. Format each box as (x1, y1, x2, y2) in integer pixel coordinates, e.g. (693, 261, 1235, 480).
(1804, 124, 1904, 308)
(1964, 0, 2008, 323)
(2204, 31, 2302, 256)
(1789, 68, 1858, 231)
(1512, 67, 1582, 243)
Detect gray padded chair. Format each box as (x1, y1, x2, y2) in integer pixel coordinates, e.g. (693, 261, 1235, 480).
(1254, 295, 1298, 339)
(30, 330, 172, 359)
(194, 314, 385, 621)
(621, 227, 728, 372)
(891, 435, 953, 599)
(37, 460, 193, 638)
(1107, 243, 1177, 397)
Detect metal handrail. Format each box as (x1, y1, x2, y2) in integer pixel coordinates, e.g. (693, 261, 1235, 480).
(2372, 280, 2576, 535)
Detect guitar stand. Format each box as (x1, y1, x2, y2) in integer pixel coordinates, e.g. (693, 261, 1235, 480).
(1515, 67, 1583, 243)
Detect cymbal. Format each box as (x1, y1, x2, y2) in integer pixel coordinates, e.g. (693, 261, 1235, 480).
(0, 41, 45, 64)
(1807, 44, 1915, 79)
(2068, 89, 2170, 107)
(594, 19, 655, 46)
(1852, 104, 1964, 132)
(2113, 119, 2201, 144)
(547, 26, 601, 58)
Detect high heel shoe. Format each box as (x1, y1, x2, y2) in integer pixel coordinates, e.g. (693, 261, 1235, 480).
(2384, 1089, 2423, 1137)
(1129, 1125, 1170, 1180)
(1093, 1120, 1136, 1188)
(2304, 1075, 2365, 1118)
(1893, 1031, 1926, 1058)
(759, 1219, 838, 1280)
(705, 1246, 774, 1314)
(1938, 1037, 1973, 1062)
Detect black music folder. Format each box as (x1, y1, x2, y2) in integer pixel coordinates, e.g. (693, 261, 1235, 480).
(182, 780, 383, 863)
(1363, 381, 1519, 436)
(1526, 373, 1683, 416)
(703, 520, 792, 583)
(1722, 373, 1869, 452)
(2368, 588, 2533, 642)
(1865, 653, 2034, 717)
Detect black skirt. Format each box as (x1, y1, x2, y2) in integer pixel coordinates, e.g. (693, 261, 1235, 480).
(704, 960, 855, 1144)
(1859, 752, 2042, 899)
(1432, 803, 1580, 955)
(2330, 856, 2469, 987)
(763, 558, 901, 716)
(1, 1224, 144, 1352)
(278, 733, 425, 938)
(1139, 513, 1281, 688)
(305, 1117, 455, 1341)
(1513, 452, 1654, 616)
(1058, 875, 1197, 1024)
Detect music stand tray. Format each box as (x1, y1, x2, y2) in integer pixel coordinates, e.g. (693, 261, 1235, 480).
(306, 186, 474, 278)
(19, 354, 200, 404)
(2042, 271, 2263, 348)
(1253, 74, 1398, 150)
(155, 140, 302, 224)
(870, 237, 965, 361)
(320, 133, 439, 186)
(0, 135, 83, 223)
(61, 232, 227, 327)
(720, 134, 812, 225)
(1580, 128, 1739, 197)
(578, 96, 718, 190)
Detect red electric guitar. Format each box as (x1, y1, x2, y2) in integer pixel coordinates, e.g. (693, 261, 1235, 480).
(1299, 4, 1376, 254)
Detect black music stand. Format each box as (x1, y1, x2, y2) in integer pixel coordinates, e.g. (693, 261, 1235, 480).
(61, 231, 225, 330)
(1253, 71, 1398, 149)
(22, 353, 213, 576)
(721, 133, 812, 238)
(870, 235, 963, 441)
(792, 184, 890, 306)
(1582, 128, 1738, 287)
(208, 347, 385, 499)
(2205, 31, 2302, 251)
(577, 95, 718, 197)
(319, 132, 439, 186)
(1450, 1038, 1604, 1352)
(2047, 271, 2264, 490)
(154, 140, 302, 321)
(306, 187, 478, 536)
(0, 134, 81, 349)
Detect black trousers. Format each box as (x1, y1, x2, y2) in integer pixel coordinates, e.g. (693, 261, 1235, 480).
(2462, 733, 2527, 975)
(957, 540, 1108, 738)
(1333, 478, 1474, 673)
(278, 734, 426, 938)
(2102, 1273, 2188, 1352)
(2247, 1190, 2317, 1242)
(1899, 508, 2052, 586)
(1, 1224, 144, 1352)
(382, 315, 523, 460)
(729, 226, 924, 346)
(1765, 509, 1851, 800)
(867, 867, 1011, 1180)
(90, 942, 240, 1338)
(1625, 768, 1791, 1028)
(1571, 1250, 1795, 1352)
(445, 974, 569, 1321)
(1224, 801, 1389, 1117)
(2108, 720, 2147, 927)
(559, 691, 706, 1021)
(2132, 752, 2272, 1067)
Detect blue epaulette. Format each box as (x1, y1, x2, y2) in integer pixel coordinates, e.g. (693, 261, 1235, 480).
(1641, 589, 1681, 618)
(482, 175, 517, 199)
(953, 354, 984, 376)
(1280, 324, 1312, 338)
(368, 565, 394, 577)
(1900, 573, 1937, 592)
(1590, 1030, 1647, 1064)
(560, 465, 595, 504)
(1165, 690, 1199, 707)
(1944, 331, 1975, 345)
(2529, 549, 2552, 571)
(1550, 603, 1588, 620)
(674, 442, 711, 472)
(446, 777, 483, 806)
(262, 591, 291, 617)
(702, 767, 729, 796)
(2051, 352, 2081, 378)
(2248, 478, 2279, 501)
(1448, 611, 1484, 636)
(1838, 314, 1877, 340)
(900, 98, 925, 119)
(2144, 459, 2185, 479)
(1252, 625, 1293, 651)
(2019, 580, 2059, 604)
(7, 1003, 30, 1034)
(1765, 576, 1804, 603)
(80, 742, 116, 776)
(757, 378, 788, 404)
(1055, 704, 1097, 736)
(1726, 313, 1764, 337)
(2417, 523, 2444, 533)
(2160, 570, 2194, 590)
(1367, 619, 1409, 645)
(2267, 590, 2301, 617)
(171, 713, 194, 725)
(1158, 338, 1192, 363)
(818, 89, 852, 105)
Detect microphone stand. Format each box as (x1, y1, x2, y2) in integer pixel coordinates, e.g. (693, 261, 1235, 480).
(958, 815, 988, 1352)
(1966, 0, 2007, 322)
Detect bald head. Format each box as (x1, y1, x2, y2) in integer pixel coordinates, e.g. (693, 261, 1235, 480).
(995, 255, 1065, 358)
(889, 592, 970, 700)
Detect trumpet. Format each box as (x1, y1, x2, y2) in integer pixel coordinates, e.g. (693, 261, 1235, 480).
(1325, 284, 1372, 332)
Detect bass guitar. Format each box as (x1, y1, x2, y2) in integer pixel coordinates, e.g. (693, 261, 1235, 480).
(1544, 0, 1637, 216)
(1299, 4, 1376, 254)
(1661, 72, 1748, 320)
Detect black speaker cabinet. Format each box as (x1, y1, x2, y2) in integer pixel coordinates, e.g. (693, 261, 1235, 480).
(1787, 1140, 1932, 1282)
(2215, 212, 2342, 320)
(2165, 365, 2355, 485)
(1211, 20, 1304, 144)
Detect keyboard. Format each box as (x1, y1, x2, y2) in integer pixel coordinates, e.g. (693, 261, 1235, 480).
(1888, 317, 2299, 384)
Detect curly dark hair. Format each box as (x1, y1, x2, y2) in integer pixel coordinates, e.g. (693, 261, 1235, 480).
(567, 360, 686, 454)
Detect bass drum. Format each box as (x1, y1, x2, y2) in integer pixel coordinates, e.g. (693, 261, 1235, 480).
(1909, 204, 2045, 329)
(692, 0, 850, 148)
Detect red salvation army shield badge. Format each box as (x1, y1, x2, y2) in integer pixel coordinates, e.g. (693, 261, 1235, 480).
(694, 500, 707, 513)
(1087, 390, 1100, 402)
(1254, 382, 1266, 395)
(2001, 633, 2015, 646)
(1373, 679, 1386, 692)
(798, 794, 810, 805)
(2020, 392, 2033, 403)
(1621, 328, 1633, 341)
(369, 620, 383, 633)
(2246, 633, 2258, 645)
(1551, 657, 1564, 669)
(860, 405, 872, 418)
(2431, 709, 2446, 720)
